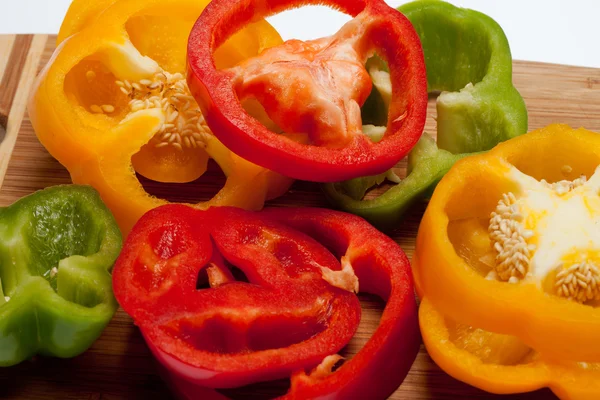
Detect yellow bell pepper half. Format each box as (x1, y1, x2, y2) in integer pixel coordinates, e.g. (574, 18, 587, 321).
(29, 0, 292, 234)
(415, 124, 600, 398)
(415, 124, 600, 363)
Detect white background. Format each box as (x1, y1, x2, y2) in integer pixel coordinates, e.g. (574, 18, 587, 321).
(3, 0, 599, 68)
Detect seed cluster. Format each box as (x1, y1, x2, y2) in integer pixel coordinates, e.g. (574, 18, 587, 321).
(541, 175, 587, 195)
(89, 104, 115, 114)
(489, 174, 600, 304)
(488, 192, 535, 281)
(107, 71, 212, 151)
(555, 261, 600, 303)
(115, 71, 212, 150)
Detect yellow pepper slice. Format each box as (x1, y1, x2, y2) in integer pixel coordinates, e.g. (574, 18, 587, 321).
(29, 0, 292, 234)
(420, 298, 600, 399)
(415, 124, 600, 362)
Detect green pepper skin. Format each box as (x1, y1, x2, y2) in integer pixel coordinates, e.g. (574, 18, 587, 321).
(405, 0, 527, 153)
(0, 185, 121, 366)
(323, 136, 469, 230)
(324, 0, 527, 230)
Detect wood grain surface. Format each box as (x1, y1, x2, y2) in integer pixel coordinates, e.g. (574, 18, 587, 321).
(1, 34, 600, 400)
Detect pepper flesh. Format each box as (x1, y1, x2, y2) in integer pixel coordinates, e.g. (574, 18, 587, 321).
(187, 0, 427, 182)
(419, 298, 600, 399)
(113, 206, 419, 398)
(323, 0, 527, 229)
(29, 0, 292, 235)
(0, 185, 121, 366)
(414, 124, 600, 363)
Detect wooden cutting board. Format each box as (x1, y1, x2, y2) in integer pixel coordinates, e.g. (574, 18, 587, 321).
(1, 34, 600, 400)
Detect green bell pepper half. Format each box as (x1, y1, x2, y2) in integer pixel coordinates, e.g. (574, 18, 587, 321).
(324, 0, 528, 230)
(0, 185, 122, 366)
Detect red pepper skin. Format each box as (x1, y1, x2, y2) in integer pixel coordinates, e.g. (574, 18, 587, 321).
(187, 0, 427, 182)
(113, 206, 419, 399)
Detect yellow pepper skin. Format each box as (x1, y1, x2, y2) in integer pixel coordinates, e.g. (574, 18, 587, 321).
(57, 0, 119, 43)
(29, 0, 292, 235)
(420, 298, 600, 400)
(414, 124, 600, 362)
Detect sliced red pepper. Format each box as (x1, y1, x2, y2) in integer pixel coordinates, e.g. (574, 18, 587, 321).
(187, 0, 427, 182)
(112, 205, 419, 398)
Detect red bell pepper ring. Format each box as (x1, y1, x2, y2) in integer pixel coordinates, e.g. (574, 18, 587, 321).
(187, 0, 427, 182)
(113, 205, 419, 399)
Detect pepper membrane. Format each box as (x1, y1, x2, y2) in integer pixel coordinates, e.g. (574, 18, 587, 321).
(187, 0, 427, 182)
(113, 206, 419, 398)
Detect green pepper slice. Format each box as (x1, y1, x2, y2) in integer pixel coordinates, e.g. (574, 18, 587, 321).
(323, 0, 528, 230)
(0, 185, 121, 366)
